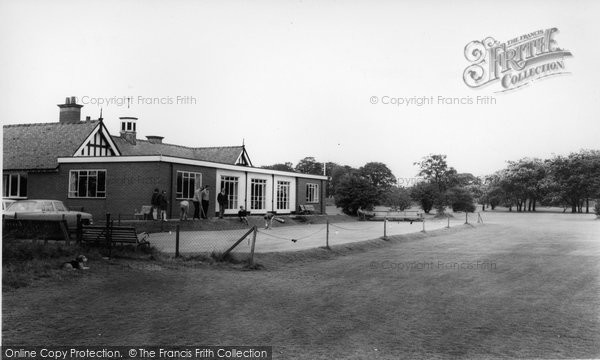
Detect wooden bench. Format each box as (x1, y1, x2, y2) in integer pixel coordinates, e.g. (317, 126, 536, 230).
(134, 205, 153, 220)
(298, 204, 316, 215)
(81, 225, 150, 247)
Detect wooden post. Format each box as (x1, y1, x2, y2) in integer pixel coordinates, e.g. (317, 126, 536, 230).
(76, 214, 82, 243)
(175, 224, 180, 258)
(465, 212, 468, 224)
(447, 214, 450, 228)
(249, 226, 257, 265)
(383, 217, 387, 240)
(325, 219, 330, 249)
(421, 217, 426, 233)
(106, 213, 112, 258)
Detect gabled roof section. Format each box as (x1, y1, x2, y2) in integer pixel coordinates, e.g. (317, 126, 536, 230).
(3, 121, 99, 171)
(110, 136, 247, 165)
(235, 145, 253, 166)
(74, 121, 120, 157)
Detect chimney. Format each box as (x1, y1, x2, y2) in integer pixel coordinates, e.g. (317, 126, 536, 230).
(119, 117, 138, 145)
(146, 136, 164, 144)
(57, 96, 83, 124)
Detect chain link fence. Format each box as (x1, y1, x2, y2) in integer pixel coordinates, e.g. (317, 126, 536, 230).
(145, 212, 483, 256)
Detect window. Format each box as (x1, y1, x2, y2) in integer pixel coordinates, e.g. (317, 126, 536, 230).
(250, 179, 267, 210)
(277, 181, 290, 210)
(176, 171, 202, 199)
(3, 173, 27, 198)
(306, 183, 319, 203)
(69, 170, 106, 198)
(220, 176, 239, 210)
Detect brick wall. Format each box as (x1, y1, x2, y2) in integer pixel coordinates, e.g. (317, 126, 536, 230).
(295, 177, 325, 214)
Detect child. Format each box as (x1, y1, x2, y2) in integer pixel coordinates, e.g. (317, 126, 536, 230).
(238, 206, 249, 226)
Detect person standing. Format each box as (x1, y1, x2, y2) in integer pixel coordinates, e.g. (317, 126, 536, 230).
(201, 185, 210, 219)
(192, 186, 201, 220)
(159, 190, 169, 221)
(150, 188, 160, 220)
(217, 188, 227, 219)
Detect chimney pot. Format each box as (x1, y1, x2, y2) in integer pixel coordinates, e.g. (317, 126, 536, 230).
(58, 96, 83, 124)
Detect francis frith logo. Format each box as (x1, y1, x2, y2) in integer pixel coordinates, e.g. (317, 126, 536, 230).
(463, 28, 572, 92)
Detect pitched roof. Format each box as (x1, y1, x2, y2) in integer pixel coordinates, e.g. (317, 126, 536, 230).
(3, 121, 99, 171)
(110, 137, 246, 164)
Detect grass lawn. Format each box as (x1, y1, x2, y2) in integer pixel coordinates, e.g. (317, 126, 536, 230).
(3, 212, 600, 359)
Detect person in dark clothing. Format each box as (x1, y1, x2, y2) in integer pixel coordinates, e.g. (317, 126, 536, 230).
(158, 190, 169, 221)
(150, 188, 160, 220)
(217, 188, 227, 219)
(238, 206, 249, 225)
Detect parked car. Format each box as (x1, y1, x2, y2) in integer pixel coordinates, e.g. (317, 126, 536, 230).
(2, 199, 16, 212)
(4, 200, 93, 229)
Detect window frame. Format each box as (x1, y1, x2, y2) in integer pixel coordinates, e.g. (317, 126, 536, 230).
(2, 173, 27, 199)
(176, 171, 202, 200)
(276, 180, 290, 210)
(306, 183, 319, 203)
(250, 178, 267, 211)
(220, 175, 239, 210)
(68, 169, 107, 199)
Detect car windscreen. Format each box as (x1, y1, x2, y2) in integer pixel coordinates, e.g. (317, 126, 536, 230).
(7, 201, 41, 212)
(53, 201, 67, 211)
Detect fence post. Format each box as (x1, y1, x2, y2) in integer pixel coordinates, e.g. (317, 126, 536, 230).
(106, 213, 112, 258)
(383, 217, 388, 240)
(465, 212, 468, 224)
(175, 224, 180, 258)
(421, 217, 426, 233)
(249, 226, 257, 265)
(447, 214, 450, 228)
(76, 214, 82, 243)
(326, 219, 330, 249)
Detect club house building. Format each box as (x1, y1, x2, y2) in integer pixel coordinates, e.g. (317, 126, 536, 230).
(3, 97, 327, 220)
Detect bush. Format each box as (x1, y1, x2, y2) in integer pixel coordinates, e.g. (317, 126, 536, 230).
(409, 182, 438, 214)
(447, 187, 476, 213)
(381, 187, 412, 211)
(334, 174, 379, 216)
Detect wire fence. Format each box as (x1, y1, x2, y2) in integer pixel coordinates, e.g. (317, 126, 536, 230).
(146, 212, 483, 257)
(2, 212, 483, 262)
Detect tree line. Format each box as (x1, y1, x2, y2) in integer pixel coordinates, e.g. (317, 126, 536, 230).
(262, 149, 600, 215)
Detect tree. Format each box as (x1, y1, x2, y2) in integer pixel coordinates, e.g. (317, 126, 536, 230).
(381, 187, 412, 211)
(334, 174, 379, 216)
(446, 187, 476, 212)
(359, 162, 396, 203)
(409, 181, 438, 214)
(414, 154, 457, 193)
(413, 154, 458, 214)
(328, 163, 357, 198)
(295, 157, 323, 175)
(261, 162, 295, 172)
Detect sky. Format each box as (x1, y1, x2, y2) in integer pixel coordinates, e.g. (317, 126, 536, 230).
(1, 0, 598, 180)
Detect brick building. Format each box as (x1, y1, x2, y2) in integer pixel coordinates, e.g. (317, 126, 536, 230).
(2, 97, 327, 220)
